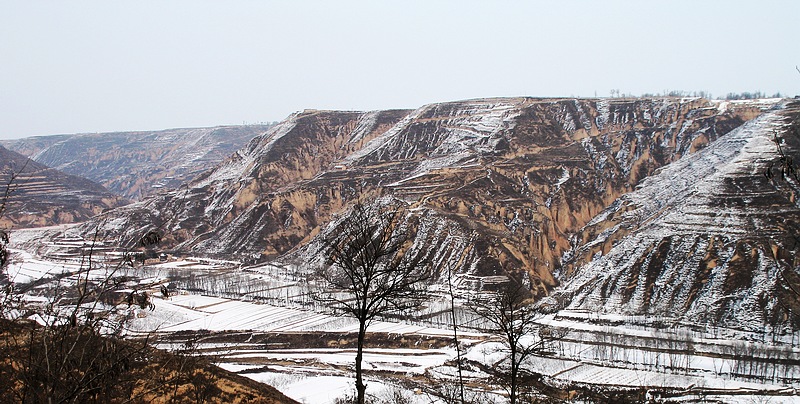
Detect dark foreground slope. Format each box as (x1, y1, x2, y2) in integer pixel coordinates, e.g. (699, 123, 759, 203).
(0, 319, 298, 403)
(79, 97, 771, 297)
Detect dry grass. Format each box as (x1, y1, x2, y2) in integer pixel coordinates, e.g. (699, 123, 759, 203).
(0, 319, 298, 404)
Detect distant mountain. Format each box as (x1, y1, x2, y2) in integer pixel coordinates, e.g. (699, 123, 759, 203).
(552, 99, 800, 331)
(2, 125, 272, 200)
(78, 97, 774, 302)
(0, 145, 127, 228)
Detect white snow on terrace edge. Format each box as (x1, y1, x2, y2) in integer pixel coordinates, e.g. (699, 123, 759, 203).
(128, 293, 457, 336)
(710, 98, 784, 113)
(577, 101, 788, 252)
(342, 106, 428, 164)
(221, 333, 798, 404)
(4, 249, 77, 284)
(364, 100, 525, 188)
(134, 292, 799, 383)
(343, 99, 521, 164)
(4, 248, 135, 285)
(554, 101, 800, 333)
(223, 347, 454, 376)
(6, 246, 799, 402)
(346, 110, 381, 145)
(386, 153, 474, 187)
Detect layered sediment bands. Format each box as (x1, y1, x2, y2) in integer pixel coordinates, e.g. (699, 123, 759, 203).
(82, 110, 412, 260)
(554, 100, 800, 330)
(2, 125, 271, 200)
(0, 146, 127, 228)
(352, 98, 765, 288)
(81, 97, 773, 296)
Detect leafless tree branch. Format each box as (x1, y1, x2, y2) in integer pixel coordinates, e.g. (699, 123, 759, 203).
(313, 201, 430, 404)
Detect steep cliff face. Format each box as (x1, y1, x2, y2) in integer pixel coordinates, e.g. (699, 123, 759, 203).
(0, 146, 127, 228)
(285, 98, 769, 293)
(2, 125, 271, 200)
(554, 99, 800, 331)
(376, 98, 764, 286)
(80, 97, 773, 298)
(86, 110, 411, 258)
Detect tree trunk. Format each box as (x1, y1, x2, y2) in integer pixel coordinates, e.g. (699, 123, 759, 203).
(447, 264, 465, 404)
(356, 319, 367, 404)
(509, 348, 518, 404)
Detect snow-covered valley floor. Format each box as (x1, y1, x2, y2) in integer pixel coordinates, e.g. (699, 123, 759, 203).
(4, 246, 800, 403)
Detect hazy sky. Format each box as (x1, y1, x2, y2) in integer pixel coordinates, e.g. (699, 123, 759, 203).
(1, 1, 797, 139)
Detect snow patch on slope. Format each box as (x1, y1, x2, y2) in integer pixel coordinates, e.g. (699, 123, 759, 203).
(194, 118, 298, 188)
(559, 102, 797, 328)
(350, 99, 524, 183)
(621, 109, 785, 232)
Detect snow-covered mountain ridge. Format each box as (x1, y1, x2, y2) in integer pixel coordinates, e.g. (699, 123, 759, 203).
(2, 125, 272, 200)
(553, 99, 800, 331)
(71, 97, 779, 307)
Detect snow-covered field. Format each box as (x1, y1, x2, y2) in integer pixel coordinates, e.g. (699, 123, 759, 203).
(132, 292, 458, 336)
(4, 246, 800, 403)
(134, 267, 800, 402)
(5, 249, 77, 283)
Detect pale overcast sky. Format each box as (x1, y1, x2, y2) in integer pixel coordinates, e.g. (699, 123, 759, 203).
(0, 0, 797, 139)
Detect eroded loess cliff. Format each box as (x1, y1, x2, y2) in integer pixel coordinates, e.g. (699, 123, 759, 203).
(0, 146, 127, 228)
(79, 97, 774, 300)
(2, 125, 271, 200)
(553, 99, 800, 331)
(298, 98, 764, 293)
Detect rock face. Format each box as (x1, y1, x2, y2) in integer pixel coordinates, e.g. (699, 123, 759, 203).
(0, 146, 127, 228)
(82, 97, 774, 300)
(552, 99, 800, 331)
(2, 125, 272, 200)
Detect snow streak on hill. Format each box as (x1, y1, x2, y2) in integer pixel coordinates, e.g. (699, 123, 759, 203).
(557, 100, 800, 332)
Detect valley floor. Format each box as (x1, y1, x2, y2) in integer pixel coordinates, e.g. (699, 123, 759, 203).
(4, 247, 800, 403)
(135, 292, 799, 403)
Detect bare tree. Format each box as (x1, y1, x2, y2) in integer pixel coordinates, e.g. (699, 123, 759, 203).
(0, 223, 162, 403)
(313, 201, 430, 404)
(445, 255, 467, 404)
(0, 157, 295, 403)
(471, 277, 566, 404)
